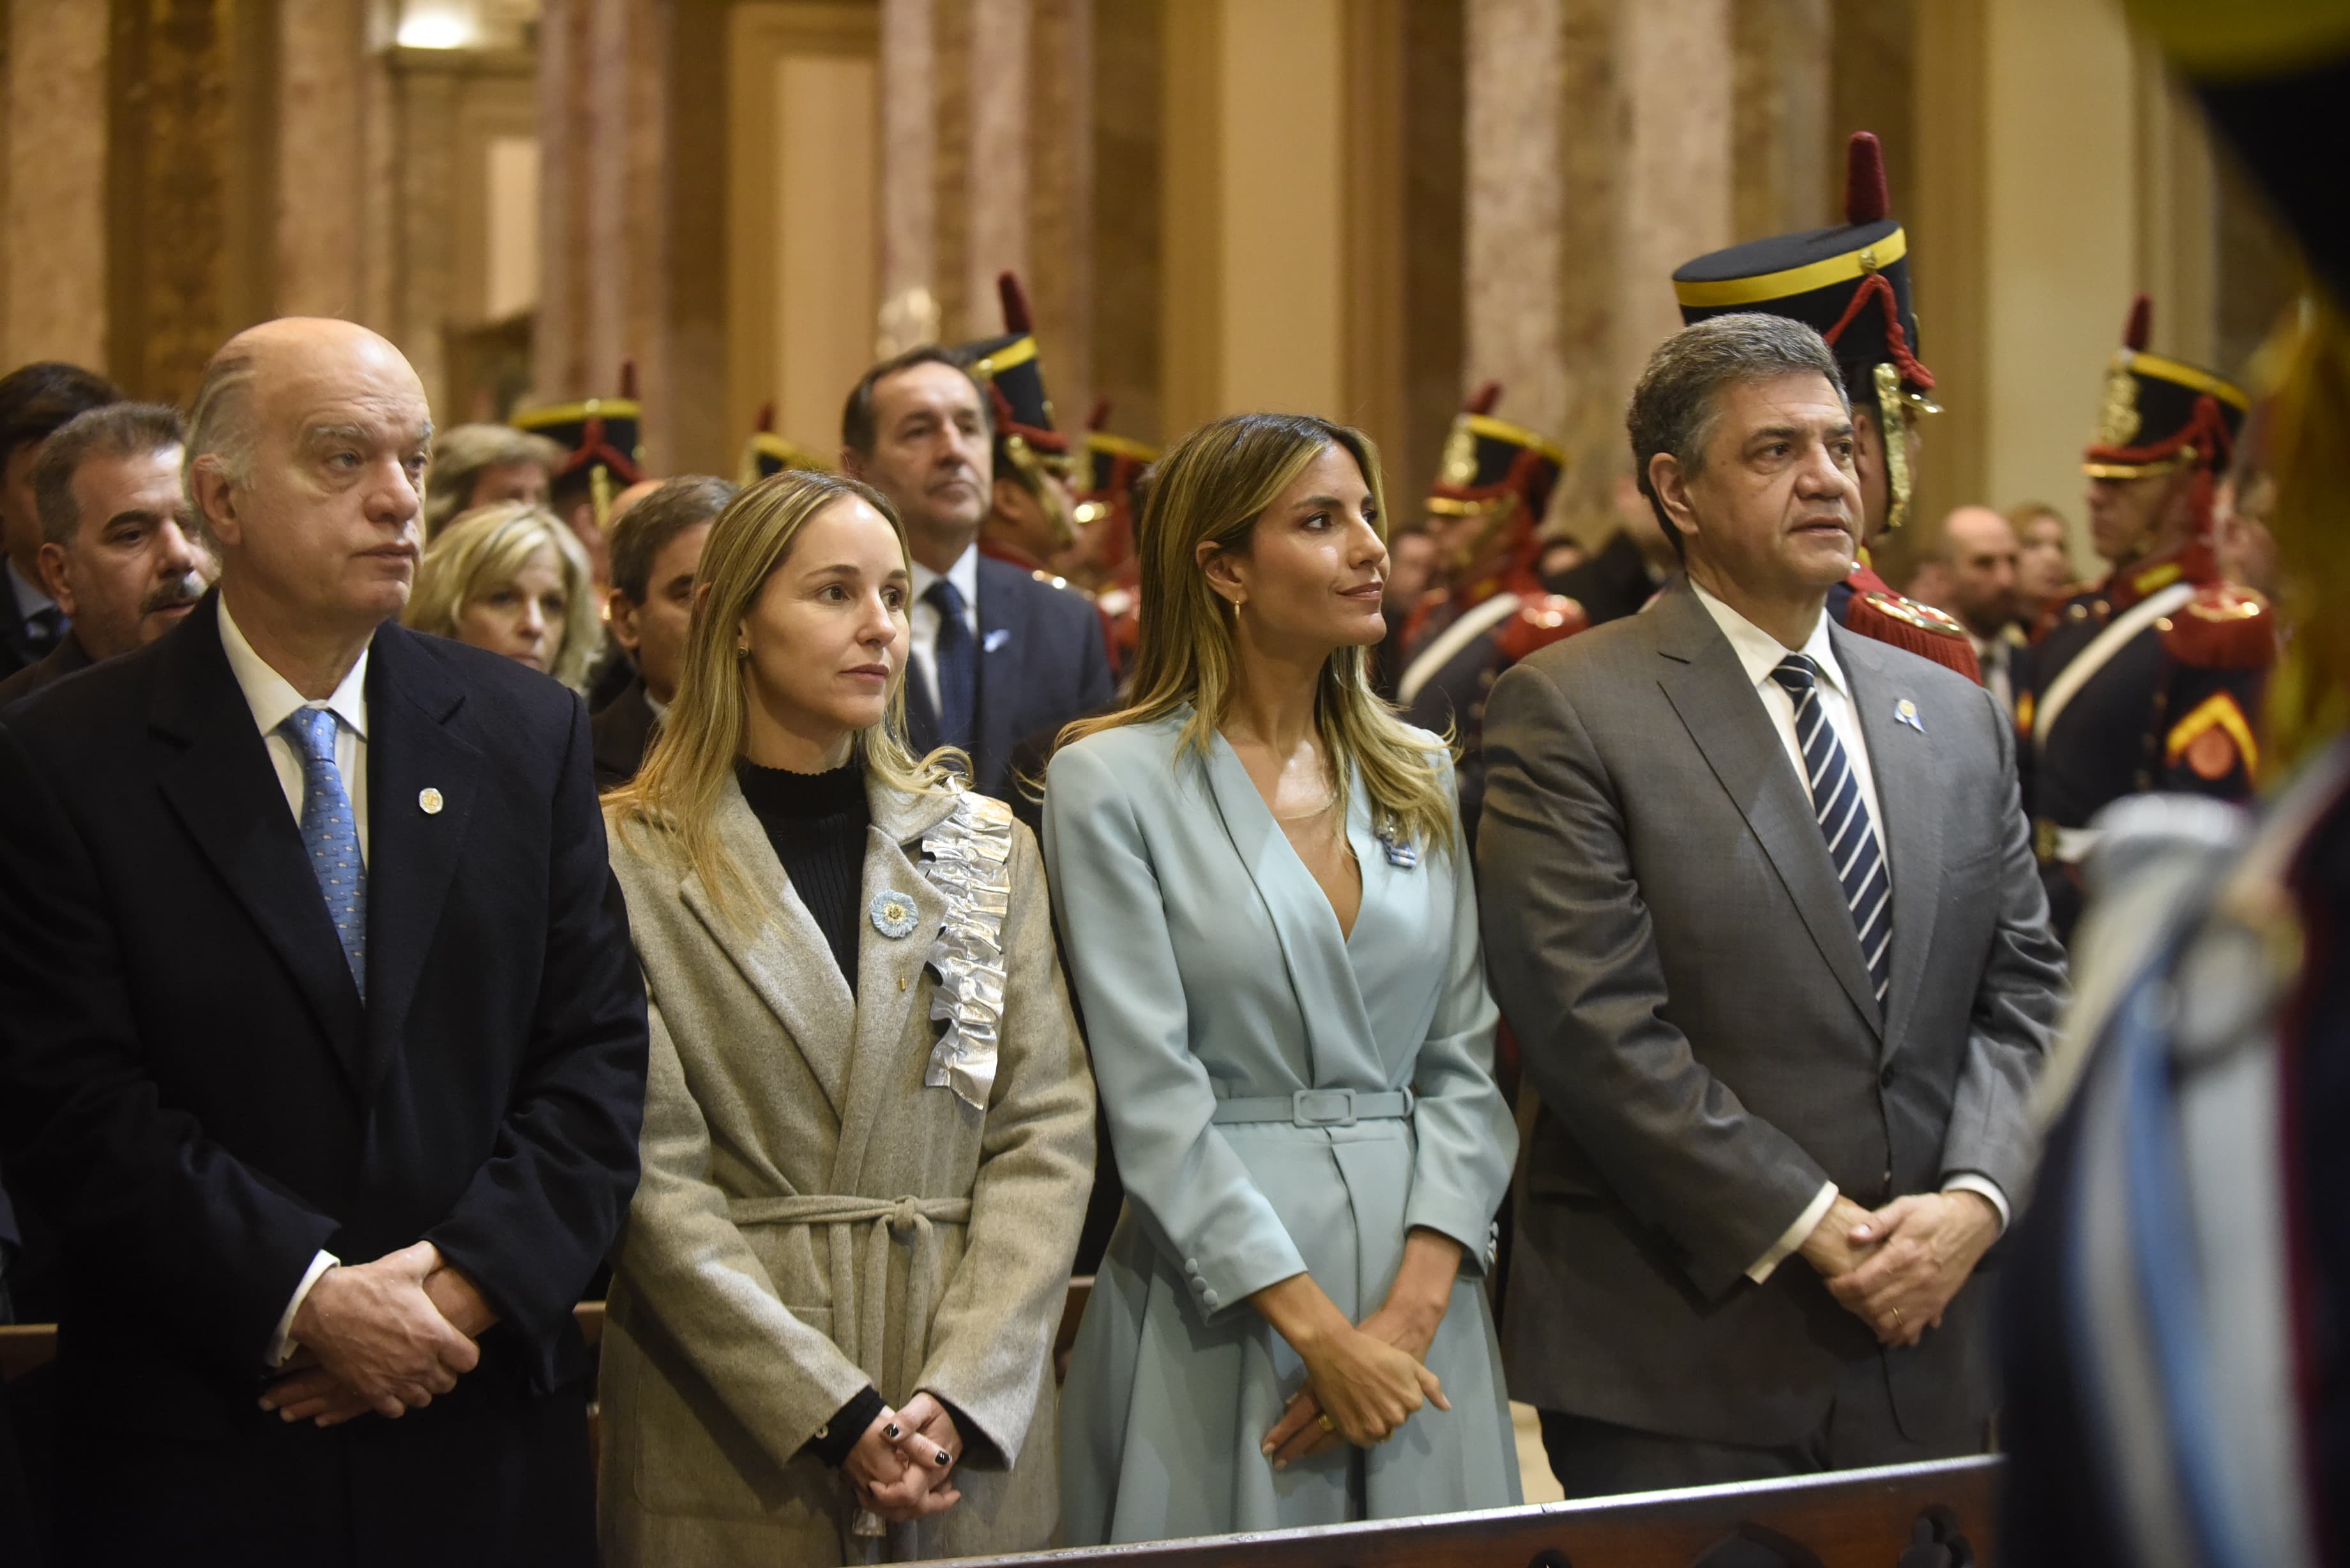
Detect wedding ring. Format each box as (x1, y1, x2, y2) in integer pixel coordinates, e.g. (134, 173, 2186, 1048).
(1317, 1413, 1335, 1434)
(1892, 1307, 1904, 1326)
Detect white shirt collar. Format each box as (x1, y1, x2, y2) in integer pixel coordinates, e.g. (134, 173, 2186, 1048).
(908, 541, 980, 610)
(216, 594, 370, 742)
(1689, 577, 1852, 700)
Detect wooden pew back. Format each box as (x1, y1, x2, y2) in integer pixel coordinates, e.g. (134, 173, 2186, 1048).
(938, 1456, 2000, 1568)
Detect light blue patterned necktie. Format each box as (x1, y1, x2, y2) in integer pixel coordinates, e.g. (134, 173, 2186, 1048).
(279, 706, 367, 1000)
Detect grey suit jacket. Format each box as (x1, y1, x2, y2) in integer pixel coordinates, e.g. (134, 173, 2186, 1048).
(1478, 580, 2065, 1448)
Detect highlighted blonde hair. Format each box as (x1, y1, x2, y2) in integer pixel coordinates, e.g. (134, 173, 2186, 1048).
(404, 502, 600, 690)
(1061, 412, 1457, 855)
(604, 469, 960, 928)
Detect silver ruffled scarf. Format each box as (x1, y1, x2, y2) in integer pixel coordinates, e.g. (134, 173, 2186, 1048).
(916, 787, 1013, 1110)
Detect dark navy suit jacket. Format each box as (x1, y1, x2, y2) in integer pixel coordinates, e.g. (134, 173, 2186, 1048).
(0, 592, 648, 1564)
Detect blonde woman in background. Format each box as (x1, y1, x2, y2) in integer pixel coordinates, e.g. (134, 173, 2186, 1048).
(423, 422, 561, 538)
(1045, 413, 1519, 1543)
(406, 502, 600, 690)
(598, 469, 1095, 1565)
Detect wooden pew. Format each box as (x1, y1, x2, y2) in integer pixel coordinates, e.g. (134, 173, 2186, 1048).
(936, 1456, 2001, 1568)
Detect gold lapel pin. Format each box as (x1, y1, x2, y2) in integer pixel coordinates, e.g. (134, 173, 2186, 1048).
(418, 787, 445, 815)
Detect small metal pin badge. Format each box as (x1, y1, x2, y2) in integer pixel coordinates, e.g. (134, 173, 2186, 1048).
(1895, 698, 1925, 734)
(418, 787, 444, 815)
(870, 889, 920, 939)
(1378, 827, 1419, 869)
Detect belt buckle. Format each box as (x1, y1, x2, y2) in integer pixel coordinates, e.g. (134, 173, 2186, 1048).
(1292, 1088, 1356, 1127)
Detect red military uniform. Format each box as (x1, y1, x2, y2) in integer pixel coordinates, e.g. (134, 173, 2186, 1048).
(2013, 296, 2273, 937)
(1396, 385, 1588, 843)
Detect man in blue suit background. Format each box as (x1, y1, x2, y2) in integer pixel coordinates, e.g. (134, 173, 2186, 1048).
(840, 345, 1114, 803)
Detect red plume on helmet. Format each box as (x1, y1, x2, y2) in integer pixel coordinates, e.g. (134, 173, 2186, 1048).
(1466, 381, 1502, 416)
(1844, 132, 1890, 224)
(2123, 293, 2153, 352)
(998, 271, 1034, 334)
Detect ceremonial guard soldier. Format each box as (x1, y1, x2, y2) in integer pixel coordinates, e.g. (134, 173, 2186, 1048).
(1999, 8, 2349, 1553)
(737, 402, 828, 485)
(2013, 295, 2272, 938)
(956, 273, 1080, 581)
(513, 368, 648, 567)
(1395, 384, 1588, 841)
(1074, 402, 1156, 677)
(1673, 131, 1981, 682)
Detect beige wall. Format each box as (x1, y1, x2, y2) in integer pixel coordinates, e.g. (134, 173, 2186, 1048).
(728, 2, 883, 464)
(1913, 0, 2260, 575)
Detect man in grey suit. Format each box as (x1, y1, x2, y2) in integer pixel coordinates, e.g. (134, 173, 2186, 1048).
(1478, 312, 2065, 1496)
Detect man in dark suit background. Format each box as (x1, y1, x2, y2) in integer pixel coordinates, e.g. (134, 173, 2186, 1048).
(840, 346, 1114, 801)
(592, 472, 731, 789)
(1478, 312, 2065, 1496)
(0, 402, 212, 707)
(0, 318, 648, 1564)
(0, 362, 123, 683)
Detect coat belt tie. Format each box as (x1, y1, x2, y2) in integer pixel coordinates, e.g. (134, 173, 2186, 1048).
(724, 1194, 974, 1398)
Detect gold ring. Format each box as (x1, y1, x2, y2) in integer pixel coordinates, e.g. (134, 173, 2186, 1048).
(1317, 1413, 1335, 1434)
(1892, 1307, 1904, 1326)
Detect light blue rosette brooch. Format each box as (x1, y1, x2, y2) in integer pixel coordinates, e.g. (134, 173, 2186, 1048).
(869, 887, 920, 940)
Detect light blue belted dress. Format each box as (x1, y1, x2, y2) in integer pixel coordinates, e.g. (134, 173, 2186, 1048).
(1042, 711, 1520, 1544)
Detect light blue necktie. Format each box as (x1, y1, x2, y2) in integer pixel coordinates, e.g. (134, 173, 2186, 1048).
(279, 706, 367, 1000)
(1768, 654, 1891, 1004)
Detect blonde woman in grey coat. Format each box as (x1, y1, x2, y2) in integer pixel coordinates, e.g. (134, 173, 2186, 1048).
(598, 469, 1096, 1565)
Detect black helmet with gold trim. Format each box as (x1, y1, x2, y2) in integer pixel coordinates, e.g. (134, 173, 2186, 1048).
(953, 272, 1073, 481)
(739, 403, 830, 486)
(2082, 294, 2249, 481)
(1430, 382, 1565, 524)
(514, 365, 646, 531)
(1075, 399, 1157, 567)
(1672, 132, 1936, 529)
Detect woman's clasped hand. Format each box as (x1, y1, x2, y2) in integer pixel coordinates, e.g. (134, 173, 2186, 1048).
(844, 1392, 966, 1522)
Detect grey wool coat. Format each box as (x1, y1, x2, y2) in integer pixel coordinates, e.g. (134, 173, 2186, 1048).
(596, 772, 1096, 1566)
(1043, 713, 1521, 1544)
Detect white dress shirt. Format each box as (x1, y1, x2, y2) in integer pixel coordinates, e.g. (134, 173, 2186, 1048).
(907, 542, 981, 716)
(218, 596, 370, 1362)
(1689, 580, 2008, 1282)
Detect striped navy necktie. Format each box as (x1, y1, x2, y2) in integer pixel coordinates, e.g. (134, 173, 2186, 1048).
(1768, 654, 1890, 1004)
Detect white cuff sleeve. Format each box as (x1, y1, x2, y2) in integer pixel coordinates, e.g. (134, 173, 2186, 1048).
(268, 1250, 340, 1368)
(1747, 1181, 1838, 1284)
(1941, 1174, 2011, 1232)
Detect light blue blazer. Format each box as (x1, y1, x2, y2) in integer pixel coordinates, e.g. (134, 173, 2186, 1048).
(1043, 709, 1519, 1543)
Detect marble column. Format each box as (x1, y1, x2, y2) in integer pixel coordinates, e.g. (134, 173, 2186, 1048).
(1616, 0, 1733, 404)
(533, 0, 675, 467)
(966, 0, 1030, 338)
(278, 0, 379, 324)
(1027, 0, 1093, 428)
(4, 0, 108, 368)
(878, 0, 941, 353)
(1464, 0, 1566, 446)
(1732, 0, 1830, 241)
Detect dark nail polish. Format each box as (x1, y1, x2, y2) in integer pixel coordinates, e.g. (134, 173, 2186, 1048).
(883, 1422, 900, 1439)
(936, 1449, 953, 1466)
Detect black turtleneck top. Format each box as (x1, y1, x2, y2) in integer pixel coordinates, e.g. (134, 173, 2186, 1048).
(736, 760, 870, 994)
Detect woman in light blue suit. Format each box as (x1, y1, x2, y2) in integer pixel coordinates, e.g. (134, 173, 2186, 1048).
(1044, 413, 1519, 1542)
